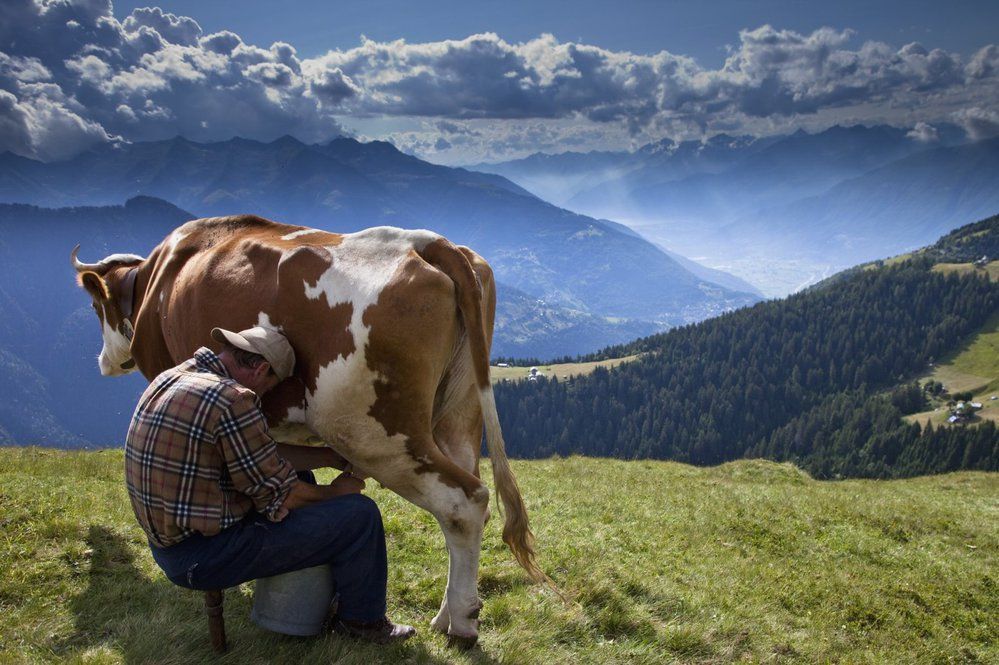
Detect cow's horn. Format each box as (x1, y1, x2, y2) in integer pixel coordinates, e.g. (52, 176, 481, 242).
(71, 244, 101, 273)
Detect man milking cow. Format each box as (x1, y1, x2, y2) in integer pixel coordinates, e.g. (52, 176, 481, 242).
(72, 215, 545, 649)
(125, 323, 415, 643)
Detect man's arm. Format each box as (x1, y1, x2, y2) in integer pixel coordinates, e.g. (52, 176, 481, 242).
(216, 395, 298, 521)
(217, 394, 366, 522)
(269, 471, 366, 521)
(275, 443, 348, 471)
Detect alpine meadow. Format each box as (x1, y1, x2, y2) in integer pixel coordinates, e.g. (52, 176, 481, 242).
(1, 1, 998, 663)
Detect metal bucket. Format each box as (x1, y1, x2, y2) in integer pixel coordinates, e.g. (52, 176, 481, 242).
(251, 565, 336, 636)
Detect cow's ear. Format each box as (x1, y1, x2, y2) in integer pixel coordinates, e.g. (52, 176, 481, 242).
(78, 270, 110, 300)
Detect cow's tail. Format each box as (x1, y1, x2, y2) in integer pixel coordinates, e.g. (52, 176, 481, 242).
(417, 238, 548, 585)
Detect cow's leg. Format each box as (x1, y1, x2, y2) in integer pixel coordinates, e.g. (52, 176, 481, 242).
(365, 443, 488, 643)
(429, 387, 487, 635)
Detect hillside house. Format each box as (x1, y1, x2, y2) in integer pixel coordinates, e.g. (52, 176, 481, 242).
(949, 401, 982, 423)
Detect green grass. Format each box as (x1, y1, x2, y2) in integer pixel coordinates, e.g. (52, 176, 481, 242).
(908, 310, 999, 426)
(1, 449, 996, 664)
(931, 261, 999, 283)
(491, 355, 640, 384)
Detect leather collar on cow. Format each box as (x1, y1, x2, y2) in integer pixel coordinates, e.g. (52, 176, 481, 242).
(118, 267, 138, 341)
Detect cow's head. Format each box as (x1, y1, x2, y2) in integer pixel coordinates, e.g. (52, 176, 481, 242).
(71, 245, 144, 376)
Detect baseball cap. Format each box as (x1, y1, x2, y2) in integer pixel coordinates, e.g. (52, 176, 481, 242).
(211, 325, 296, 381)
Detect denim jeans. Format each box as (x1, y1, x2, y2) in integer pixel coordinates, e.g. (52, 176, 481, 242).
(149, 491, 388, 622)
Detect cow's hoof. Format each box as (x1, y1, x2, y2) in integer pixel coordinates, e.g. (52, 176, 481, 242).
(430, 613, 449, 634)
(447, 633, 478, 650)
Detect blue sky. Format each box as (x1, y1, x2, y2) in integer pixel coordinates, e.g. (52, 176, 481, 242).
(2, 1, 997, 163)
(109, 1, 999, 66)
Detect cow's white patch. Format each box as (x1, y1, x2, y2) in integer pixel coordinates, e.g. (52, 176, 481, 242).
(284, 406, 307, 423)
(290, 226, 488, 638)
(97, 252, 145, 265)
(281, 228, 322, 241)
(297, 227, 440, 472)
(256, 311, 280, 330)
(97, 310, 135, 376)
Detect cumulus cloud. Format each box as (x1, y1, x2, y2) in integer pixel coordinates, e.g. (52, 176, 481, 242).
(952, 107, 999, 140)
(123, 7, 202, 47)
(0, 85, 111, 161)
(311, 27, 995, 131)
(309, 67, 360, 104)
(0, 0, 346, 160)
(0, 2, 996, 162)
(906, 121, 939, 142)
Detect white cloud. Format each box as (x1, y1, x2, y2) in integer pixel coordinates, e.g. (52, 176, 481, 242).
(308, 66, 360, 105)
(952, 107, 999, 140)
(0, 0, 346, 160)
(122, 7, 202, 47)
(906, 121, 939, 142)
(310, 26, 992, 129)
(0, 85, 112, 160)
(0, 2, 995, 162)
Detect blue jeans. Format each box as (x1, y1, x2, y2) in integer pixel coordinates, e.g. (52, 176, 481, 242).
(149, 492, 388, 622)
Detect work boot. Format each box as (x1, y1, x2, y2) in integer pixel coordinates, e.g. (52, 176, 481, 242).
(331, 616, 416, 644)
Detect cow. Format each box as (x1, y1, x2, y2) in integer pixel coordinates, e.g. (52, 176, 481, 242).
(71, 214, 544, 646)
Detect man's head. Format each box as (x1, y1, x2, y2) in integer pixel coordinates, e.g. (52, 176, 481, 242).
(211, 325, 295, 395)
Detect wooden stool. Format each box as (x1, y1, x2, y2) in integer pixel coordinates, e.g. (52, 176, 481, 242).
(204, 589, 227, 654)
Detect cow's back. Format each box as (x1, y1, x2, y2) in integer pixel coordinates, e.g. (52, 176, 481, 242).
(140, 216, 463, 439)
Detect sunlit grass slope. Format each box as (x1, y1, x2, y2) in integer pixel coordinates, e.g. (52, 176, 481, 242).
(491, 355, 640, 384)
(908, 309, 999, 427)
(932, 260, 999, 283)
(1, 449, 995, 664)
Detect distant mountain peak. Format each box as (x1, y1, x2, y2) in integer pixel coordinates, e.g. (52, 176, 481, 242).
(123, 195, 193, 217)
(269, 134, 305, 147)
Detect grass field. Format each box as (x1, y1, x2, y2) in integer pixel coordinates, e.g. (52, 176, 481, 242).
(907, 309, 999, 427)
(491, 355, 640, 384)
(1, 448, 996, 664)
(931, 261, 999, 282)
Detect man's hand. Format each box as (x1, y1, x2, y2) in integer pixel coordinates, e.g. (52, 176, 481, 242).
(330, 471, 365, 496)
(272, 470, 366, 520)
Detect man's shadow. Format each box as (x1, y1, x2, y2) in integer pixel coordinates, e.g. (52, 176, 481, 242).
(56, 524, 217, 663)
(58, 524, 500, 664)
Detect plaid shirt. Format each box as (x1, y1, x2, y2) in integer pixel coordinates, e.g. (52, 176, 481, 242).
(125, 347, 297, 548)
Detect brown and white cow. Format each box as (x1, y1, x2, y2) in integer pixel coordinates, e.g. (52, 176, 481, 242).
(72, 214, 543, 645)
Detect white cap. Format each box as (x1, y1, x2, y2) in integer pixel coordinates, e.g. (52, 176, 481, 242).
(211, 325, 295, 381)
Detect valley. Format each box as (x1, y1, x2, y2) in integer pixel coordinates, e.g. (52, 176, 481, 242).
(472, 126, 999, 296)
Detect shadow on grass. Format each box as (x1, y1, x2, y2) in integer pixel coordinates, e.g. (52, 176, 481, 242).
(57, 525, 499, 664)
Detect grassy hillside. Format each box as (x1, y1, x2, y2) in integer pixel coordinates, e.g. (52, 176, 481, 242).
(907, 308, 999, 427)
(491, 355, 640, 383)
(910, 257, 999, 427)
(2, 449, 996, 663)
(932, 260, 999, 282)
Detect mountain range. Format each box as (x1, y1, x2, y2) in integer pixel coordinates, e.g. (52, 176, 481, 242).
(471, 124, 991, 295)
(493, 214, 999, 478)
(0, 187, 752, 447)
(0, 197, 191, 446)
(0, 135, 759, 329)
